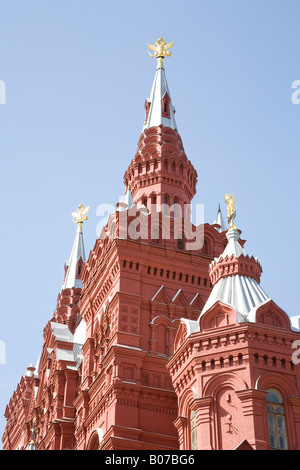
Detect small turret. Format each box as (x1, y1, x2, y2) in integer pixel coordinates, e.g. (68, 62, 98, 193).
(213, 204, 227, 232)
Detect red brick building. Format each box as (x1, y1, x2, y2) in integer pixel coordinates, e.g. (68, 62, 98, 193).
(2, 39, 300, 450)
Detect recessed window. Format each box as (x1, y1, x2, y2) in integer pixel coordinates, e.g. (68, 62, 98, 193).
(164, 195, 169, 216)
(173, 198, 178, 218)
(177, 237, 183, 250)
(190, 410, 197, 450)
(161, 93, 171, 119)
(266, 389, 288, 450)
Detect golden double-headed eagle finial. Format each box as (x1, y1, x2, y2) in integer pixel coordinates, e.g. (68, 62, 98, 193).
(147, 37, 174, 68)
(72, 204, 90, 233)
(224, 194, 236, 229)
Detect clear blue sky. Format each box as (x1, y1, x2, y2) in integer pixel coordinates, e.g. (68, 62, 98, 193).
(0, 0, 299, 446)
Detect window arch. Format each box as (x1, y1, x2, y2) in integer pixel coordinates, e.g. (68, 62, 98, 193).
(190, 410, 197, 450)
(266, 389, 288, 450)
(87, 428, 104, 450)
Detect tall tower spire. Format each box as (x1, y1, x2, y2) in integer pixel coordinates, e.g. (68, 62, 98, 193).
(124, 38, 197, 216)
(144, 38, 177, 130)
(61, 204, 89, 290)
(52, 204, 89, 332)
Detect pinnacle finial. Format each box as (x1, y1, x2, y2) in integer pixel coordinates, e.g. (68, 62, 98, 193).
(72, 204, 90, 233)
(224, 194, 236, 229)
(147, 37, 174, 69)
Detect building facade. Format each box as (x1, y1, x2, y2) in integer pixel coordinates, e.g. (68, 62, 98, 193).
(2, 39, 300, 450)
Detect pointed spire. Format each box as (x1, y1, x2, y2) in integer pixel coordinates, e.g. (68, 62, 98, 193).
(143, 37, 177, 131)
(123, 185, 134, 208)
(61, 204, 89, 290)
(124, 38, 197, 214)
(116, 185, 134, 211)
(213, 204, 227, 232)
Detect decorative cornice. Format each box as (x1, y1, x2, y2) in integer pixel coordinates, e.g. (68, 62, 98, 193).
(209, 253, 262, 286)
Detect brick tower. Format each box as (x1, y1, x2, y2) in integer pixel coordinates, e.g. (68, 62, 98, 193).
(167, 216, 300, 450)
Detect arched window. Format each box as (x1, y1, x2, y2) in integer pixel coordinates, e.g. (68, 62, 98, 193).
(266, 389, 288, 450)
(163, 195, 169, 216)
(190, 410, 197, 450)
(161, 93, 171, 118)
(173, 198, 178, 218)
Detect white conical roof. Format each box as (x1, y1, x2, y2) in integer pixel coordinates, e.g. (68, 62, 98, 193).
(143, 65, 177, 131)
(116, 186, 134, 211)
(62, 227, 86, 290)
(200, 274, 270, 322)
(200, 228, 269, 321)
(213, 204, 227, 232)
(221, 227, 247, 259)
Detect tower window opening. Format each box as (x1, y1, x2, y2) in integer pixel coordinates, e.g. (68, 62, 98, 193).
(144, 100, 151, 124)
(161, 93, 171, 119)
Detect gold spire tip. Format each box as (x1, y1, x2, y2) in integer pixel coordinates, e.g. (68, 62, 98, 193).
(72, 204, 90, 233)
(147, 37, 174, 69)
(224, 194, 236, 229)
